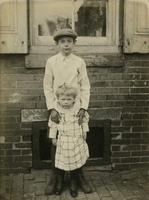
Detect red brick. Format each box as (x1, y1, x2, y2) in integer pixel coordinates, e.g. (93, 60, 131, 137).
(111, 145, 121, 151)
(132, 151, 149, 156)
(121, 157, 140, 163)
(13, 156, 32, 162)
(133, 113, 149, 119)
(111, 139, 131, 145)
(0, 168, 30, 174)
(140, 157, 149, 162)
(22, 150, 32, 155)
(0, 150, 5, 156)
(14, 143, 31, 149)
(131, 139, 149, 144)
(141, 145, 149, 150)
(5, 150, 21, 156)
(114, 164, 131, 170)
(20, 123, 32, 129)
(122, 133, 141, 139)
(0, 156, 13, 163)
(130, 163, 149, 168)
(127, 67, 149, 73)
(122, 145, 141, 151)
(111, 158, 121, 163)
(122, 120, 142, 126)
(22, 135, 31, 142)
(112, 151, 130, 157)
(5, 136, 21, 143)
(0, 144, 12, 149)
(132, 127, 149, 133)
(130, 88, 149, 94)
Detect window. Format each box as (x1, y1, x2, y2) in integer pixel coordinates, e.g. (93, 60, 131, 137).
(36, 0, 106, 37)
(29, 0, 120, 54)
(1, 0, 149, 55)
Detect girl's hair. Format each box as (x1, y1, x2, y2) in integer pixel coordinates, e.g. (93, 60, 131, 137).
(56, 84, 78, 99)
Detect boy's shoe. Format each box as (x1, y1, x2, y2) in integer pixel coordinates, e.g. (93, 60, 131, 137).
(45, 173, 57, 195)
(55, 174, 64, 195)
(78, 173, 92, 194)
(69, 178, 78, 197)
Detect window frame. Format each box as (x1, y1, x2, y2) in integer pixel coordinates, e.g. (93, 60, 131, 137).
(29, 0, 120, 54)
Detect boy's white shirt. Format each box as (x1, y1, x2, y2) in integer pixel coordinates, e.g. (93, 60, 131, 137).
(43, 52, 90, 111)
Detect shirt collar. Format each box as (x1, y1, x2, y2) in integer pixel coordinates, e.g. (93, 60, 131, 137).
(58, 52, 73, 61)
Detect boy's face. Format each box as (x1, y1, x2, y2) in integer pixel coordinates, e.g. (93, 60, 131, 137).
(57, 37, 75, 56)
(58, 95, 75, 109)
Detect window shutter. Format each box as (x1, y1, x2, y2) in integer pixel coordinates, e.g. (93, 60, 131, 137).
(0, 0, 28, 53)
(124, 0, 149, 53)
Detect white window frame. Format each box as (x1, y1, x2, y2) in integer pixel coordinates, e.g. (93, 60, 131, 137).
(29, 0, 120, 54)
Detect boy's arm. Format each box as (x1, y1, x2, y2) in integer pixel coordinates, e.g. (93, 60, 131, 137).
(43, 59, 55, 111)
(81, 112, 89, 132)
(43, 60, 60, 123)
(48, 120, 57, 138)
(79, 59, 90, 110)
(49, 128, 57, 139)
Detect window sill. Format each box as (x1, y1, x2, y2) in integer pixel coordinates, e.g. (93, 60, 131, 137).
(25, 53, 124, 68)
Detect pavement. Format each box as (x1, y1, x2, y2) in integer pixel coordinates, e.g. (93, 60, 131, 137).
(0, 167, 149, 200)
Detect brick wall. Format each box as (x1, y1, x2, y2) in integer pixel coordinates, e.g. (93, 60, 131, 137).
(0, 54, 149, 173)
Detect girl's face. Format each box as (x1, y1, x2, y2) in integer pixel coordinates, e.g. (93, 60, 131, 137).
(58, 95, 75, 109)
(57, 37, 75, 56)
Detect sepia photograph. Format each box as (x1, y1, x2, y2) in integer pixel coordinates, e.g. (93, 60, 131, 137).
(0, 0, 149, 199)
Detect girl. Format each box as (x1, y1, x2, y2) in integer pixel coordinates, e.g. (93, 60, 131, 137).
(48, 84, 89, 197)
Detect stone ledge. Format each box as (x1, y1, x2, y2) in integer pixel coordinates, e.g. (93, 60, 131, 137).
(25, 53, 124, 68)
(21, 109, 48, 122)
(21, 108, 122, 122)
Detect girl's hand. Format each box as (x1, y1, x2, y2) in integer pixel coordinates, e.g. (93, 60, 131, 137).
(52, 138, 57, 146)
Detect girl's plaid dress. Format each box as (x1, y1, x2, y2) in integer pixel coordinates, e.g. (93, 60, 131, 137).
(48, 108, 89, 171)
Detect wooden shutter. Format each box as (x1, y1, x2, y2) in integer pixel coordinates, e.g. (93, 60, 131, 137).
(0, 0, 28, 53)
(124, 0, 149, 53)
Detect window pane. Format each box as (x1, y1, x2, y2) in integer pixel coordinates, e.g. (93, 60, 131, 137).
(33, 0, 73, 36)
(33, 0, 106, 37)
(74, 0, 106, 36)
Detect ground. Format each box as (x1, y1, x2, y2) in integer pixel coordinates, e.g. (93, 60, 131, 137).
(0, 168, 149, 200)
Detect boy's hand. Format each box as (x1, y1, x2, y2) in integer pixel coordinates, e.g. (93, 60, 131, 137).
(49, 109, 61, 124)
(52, 138, 57, 146)
(82, 132, 87, 140)
(77, 108, 86, 125)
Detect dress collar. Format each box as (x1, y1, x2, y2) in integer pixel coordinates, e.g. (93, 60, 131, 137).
(57, 103, 76, 114)
(58, 52, 73, 61)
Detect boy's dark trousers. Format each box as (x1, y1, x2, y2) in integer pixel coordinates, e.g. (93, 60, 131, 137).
(55, 167, 92, 195)
(69, 168, 79, 197)
(54, 167, 79, 197)
(45, 143, 92, 195)
(45, 143, 57, 195)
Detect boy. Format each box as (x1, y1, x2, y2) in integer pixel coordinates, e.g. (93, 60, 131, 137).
(48, 84, 89, 197)
(43, 28, 92, 195)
